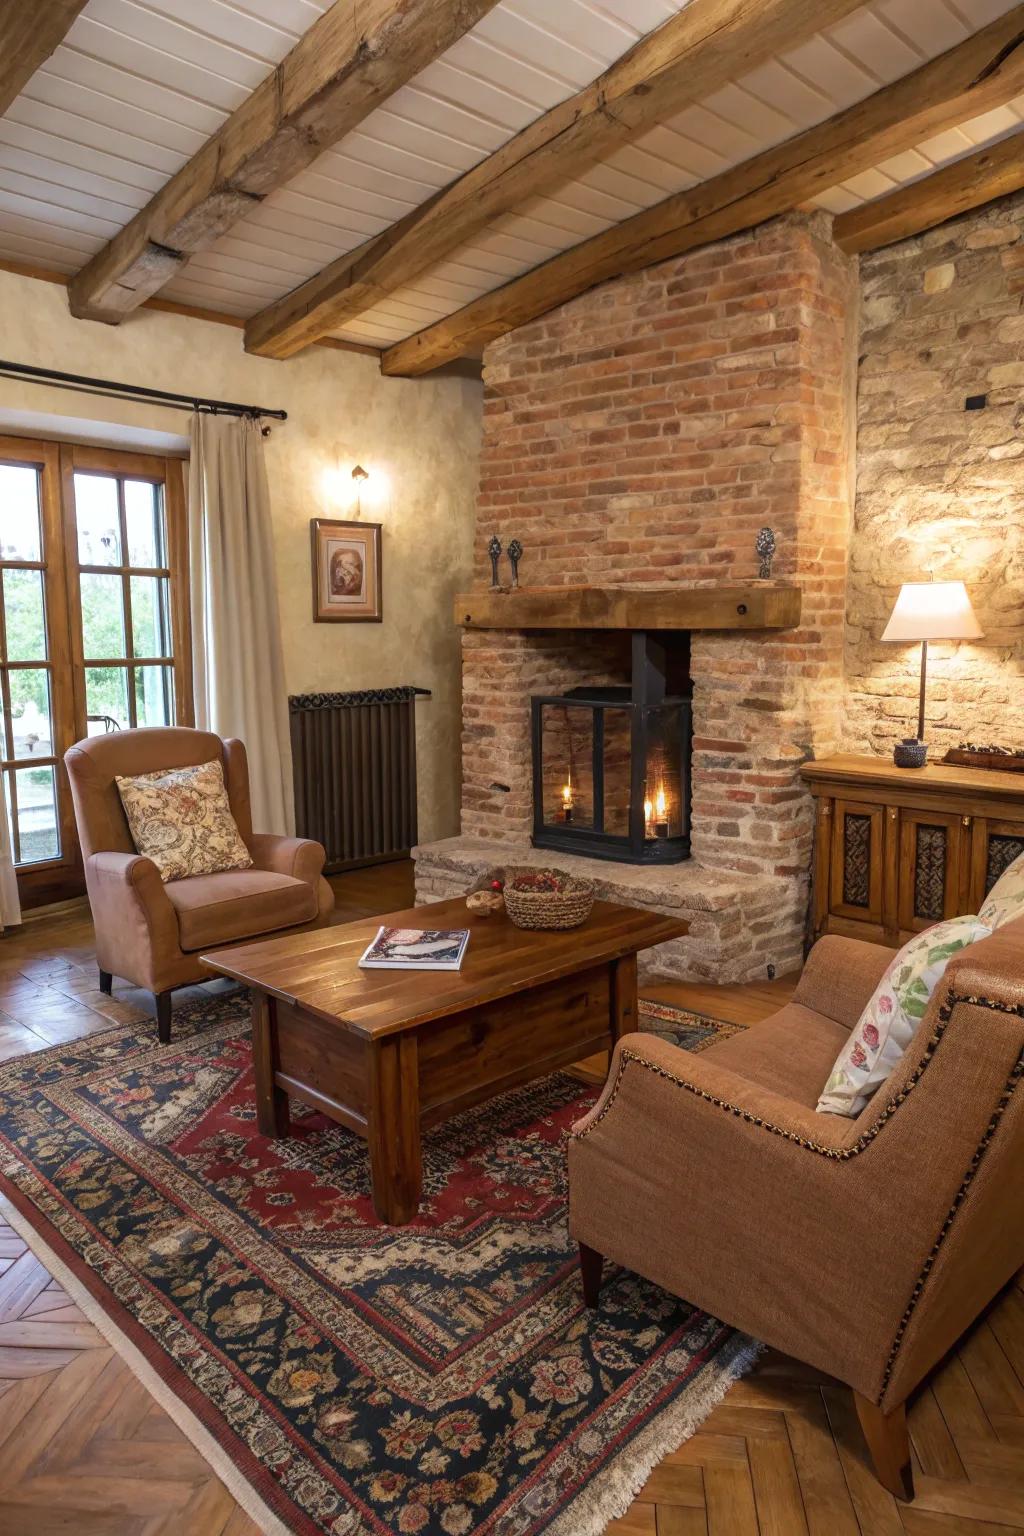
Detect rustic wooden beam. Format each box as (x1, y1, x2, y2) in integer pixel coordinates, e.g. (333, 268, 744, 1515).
(66, 0, 500, 322)
(0, 0, 89, 116)
(455, 585, 802, 632)
(379, 7, 1024, 377)
(243, 0, 870, 359)
(834, 131, 1024, 254)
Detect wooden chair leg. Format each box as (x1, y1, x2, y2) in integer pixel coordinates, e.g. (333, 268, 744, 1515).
(854, 1392, 913, 1501)
(579, 1242, 604, 1308)
(98, 969, 113, 995)
(155, 991, 172, 1045)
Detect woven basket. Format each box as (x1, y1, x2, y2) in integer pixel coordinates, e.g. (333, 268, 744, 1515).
(502, 867, 595, 931)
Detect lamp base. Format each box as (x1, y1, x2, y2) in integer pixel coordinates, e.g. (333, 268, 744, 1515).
(894, 738, 928, 769)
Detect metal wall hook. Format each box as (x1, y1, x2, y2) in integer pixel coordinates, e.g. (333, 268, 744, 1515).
(756, 527, 776, 579)
(488, 535, 502, 588)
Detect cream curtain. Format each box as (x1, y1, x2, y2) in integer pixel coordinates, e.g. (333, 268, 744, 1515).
(188, 414, 294, 835)
(0, 780, 21, 930)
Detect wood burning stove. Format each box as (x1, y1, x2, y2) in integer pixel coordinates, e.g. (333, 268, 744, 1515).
(531, 633, 692, 865)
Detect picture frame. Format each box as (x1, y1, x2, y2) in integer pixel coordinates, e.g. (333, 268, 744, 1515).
(310, 518, 383, 623)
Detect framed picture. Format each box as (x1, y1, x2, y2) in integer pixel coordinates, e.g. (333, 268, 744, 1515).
(311, 518, 382, 623)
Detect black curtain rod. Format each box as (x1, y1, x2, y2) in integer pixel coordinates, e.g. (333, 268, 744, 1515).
(0, 359, 287, 421)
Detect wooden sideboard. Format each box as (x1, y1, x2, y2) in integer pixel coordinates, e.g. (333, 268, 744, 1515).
(802, 754, 1024, 947)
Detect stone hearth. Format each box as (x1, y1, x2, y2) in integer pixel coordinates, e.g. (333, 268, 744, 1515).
(414, 210, 858, 983)
(414, 836, 803, 984)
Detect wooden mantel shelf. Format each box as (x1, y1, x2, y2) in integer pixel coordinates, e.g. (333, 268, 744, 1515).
(455, 584, 801, 632)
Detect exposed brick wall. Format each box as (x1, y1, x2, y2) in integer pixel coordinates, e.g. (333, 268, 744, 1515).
(465, 211, 857, 908)
(846, 189, 1024, 755)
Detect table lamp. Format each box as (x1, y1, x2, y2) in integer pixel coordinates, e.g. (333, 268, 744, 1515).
(881, 581, 983, 767)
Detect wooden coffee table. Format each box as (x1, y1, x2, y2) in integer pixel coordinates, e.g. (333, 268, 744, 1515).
(203, 897, 687, 1224)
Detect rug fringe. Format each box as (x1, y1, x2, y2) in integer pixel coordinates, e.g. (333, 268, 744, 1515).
(0, 1190, 290, 1536)
(547, 1333, 764, 1536)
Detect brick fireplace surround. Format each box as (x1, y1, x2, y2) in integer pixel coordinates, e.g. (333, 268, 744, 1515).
(415, 210, 858, 982)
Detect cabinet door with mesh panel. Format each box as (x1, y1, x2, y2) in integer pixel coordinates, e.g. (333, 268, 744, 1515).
(0, 438, 78, 904)
(828, 799, 885, 927)
(968, 817, 1024, 913)
(897, 809, 965, 934)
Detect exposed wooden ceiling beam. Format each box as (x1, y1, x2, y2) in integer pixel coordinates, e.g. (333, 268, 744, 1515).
(379, 7, 1024, 377)
(66, 0, 501, 323)
(0, 0, 89, 116)
(243, 0, 871, 360)
(834, 131, 1024, 255)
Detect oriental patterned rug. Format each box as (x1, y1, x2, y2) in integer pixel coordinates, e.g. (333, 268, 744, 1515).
(0, 994, 755, 1536)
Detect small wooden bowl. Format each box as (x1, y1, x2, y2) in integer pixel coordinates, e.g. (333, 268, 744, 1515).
(466, 889, 505, 918)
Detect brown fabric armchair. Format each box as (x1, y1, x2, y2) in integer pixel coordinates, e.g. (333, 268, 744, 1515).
(65, 728, 334, 1042)
(569, 926, 1024, 1501)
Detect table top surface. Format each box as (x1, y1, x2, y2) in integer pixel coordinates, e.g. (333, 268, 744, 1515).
(203, 896, 687, 1039)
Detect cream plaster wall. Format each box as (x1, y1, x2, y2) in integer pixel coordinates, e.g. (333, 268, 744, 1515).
(0, 270, 483, 842)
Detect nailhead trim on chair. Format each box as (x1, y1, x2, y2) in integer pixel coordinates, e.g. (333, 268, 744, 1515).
(571, 989, 1024, 1401)
(880, 998, 1023, 1398)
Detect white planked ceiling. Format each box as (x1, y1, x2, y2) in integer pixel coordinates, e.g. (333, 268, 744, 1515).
(0, 0, 1020, 352)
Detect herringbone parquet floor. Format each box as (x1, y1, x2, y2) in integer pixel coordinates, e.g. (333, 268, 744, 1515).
(0, 862, 1021, 1536)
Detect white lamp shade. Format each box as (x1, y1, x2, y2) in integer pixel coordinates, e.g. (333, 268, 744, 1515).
(881, 581, 984, 643)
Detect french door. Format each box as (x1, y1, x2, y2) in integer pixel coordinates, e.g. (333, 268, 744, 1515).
(0, 436, 191, 907)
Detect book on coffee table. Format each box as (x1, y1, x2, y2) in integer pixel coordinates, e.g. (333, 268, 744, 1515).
(358, 925, 471, 971)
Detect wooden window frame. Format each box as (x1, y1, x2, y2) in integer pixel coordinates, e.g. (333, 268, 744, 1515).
(0, 434, 192, 908)
(0, 437, 78, 907)
(63, 444, 193, 742)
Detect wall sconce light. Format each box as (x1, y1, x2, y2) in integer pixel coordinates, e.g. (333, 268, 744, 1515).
(351, 463, 370, 514)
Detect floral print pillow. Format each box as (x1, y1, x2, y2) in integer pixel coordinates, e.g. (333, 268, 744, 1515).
(116, 758, 252, 884)
(980, 850, 1024, 930)
(816, 913, 990, 1118)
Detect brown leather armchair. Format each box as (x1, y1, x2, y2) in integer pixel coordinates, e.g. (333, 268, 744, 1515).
(65, 727, 334, 1042)
(569, 926, 1024, 1502)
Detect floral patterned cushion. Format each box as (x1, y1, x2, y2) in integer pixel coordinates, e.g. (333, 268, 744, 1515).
(979, 850, 1024, 930)
(816, 913, 990, 1118)
(115, 759, 252, 884)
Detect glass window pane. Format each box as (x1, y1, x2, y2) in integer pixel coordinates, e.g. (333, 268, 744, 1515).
(86, 667, 130, 734)
(74, 474, 121, 565)
(135, 665, 174, 728)
(540, 704, 595, 830)
(0, 463, 42, 562)
(81, 572, 126, 658)
(8, 668, 53, 760)
(603, 708, 632, 837)
(3, 568, 47, 662)
(10, 764, 59, 865)
(125, 480, 165, 567)
(130, 575, 171, 658)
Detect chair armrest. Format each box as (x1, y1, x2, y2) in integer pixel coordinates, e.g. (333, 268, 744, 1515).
(85, 852, 180, 989)
(572, 1031, 856, 1151)
(793, 934, 895, 1031)
(246, 833, 326, 887)
(88, 849, 168, 901)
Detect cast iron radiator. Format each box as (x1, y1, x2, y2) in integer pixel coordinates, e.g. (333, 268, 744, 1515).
(289, 687, 428, 872)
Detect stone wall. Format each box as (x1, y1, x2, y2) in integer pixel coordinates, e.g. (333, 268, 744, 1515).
(846, 189, 1024, 756)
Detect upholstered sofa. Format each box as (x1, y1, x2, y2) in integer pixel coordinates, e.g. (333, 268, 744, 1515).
(569, 925, 1024, 1500)
(65, 727, 334, 1041)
